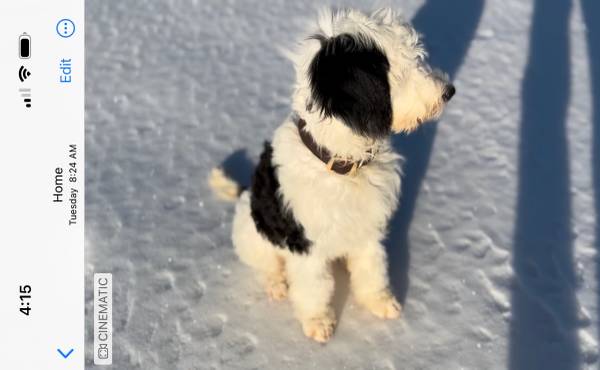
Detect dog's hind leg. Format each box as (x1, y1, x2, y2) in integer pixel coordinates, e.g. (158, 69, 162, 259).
(232, 191, 288, 300)
(347, 242, 401, 319)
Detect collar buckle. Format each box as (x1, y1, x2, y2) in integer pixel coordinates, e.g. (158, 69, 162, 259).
(294, 114, 374, 176)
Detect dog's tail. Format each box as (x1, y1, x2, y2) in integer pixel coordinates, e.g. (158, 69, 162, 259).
(208, 168, 244, 202)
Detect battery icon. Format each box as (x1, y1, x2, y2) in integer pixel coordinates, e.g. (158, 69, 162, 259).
(19, 33, 31, 59)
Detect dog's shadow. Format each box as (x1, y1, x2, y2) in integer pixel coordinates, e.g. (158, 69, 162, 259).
(220, 149, 255, 190)
(386, 0, 484, 304)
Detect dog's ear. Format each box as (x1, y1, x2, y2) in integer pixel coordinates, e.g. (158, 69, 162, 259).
(308, 33, 393, 139)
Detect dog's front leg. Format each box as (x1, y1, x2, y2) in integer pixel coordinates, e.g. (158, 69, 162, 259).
(286, 254, 336, 343)
(347, 242, 401, 319)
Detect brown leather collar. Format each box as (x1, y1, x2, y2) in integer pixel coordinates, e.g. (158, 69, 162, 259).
(294, 115, 374, 175)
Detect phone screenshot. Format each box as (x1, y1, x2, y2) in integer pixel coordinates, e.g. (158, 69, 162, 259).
(2, 1, 600, 369)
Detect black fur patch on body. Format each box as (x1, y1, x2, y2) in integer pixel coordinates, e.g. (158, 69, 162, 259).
(250, 142, 311, 254)
(308, 33, 393, 139)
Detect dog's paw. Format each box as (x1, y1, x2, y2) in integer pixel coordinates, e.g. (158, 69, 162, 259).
(266, 279, 288, 301)
(362, 291, 402, 319)
(302, 314, 336, 343)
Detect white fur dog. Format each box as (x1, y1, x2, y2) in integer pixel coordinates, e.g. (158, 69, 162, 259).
(209, 8, 454, 343)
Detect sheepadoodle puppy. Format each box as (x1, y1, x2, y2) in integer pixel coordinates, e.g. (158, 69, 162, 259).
(209, 8, 454, 342)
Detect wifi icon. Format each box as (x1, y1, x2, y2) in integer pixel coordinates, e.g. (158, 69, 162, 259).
(19, 66, 31, 82)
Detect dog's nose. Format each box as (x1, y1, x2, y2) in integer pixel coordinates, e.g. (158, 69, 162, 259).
(442, 84, 456, 102)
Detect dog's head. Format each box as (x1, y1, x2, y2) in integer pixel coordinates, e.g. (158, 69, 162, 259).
(291, 8, 454, 139)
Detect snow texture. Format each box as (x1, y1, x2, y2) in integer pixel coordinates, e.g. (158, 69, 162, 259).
(85, 0, 600, 369)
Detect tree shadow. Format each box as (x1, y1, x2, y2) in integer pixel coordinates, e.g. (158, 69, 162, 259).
(509, 0, 579, 368)
(386, 0, 484, 304)
(581, 0, 600, 364)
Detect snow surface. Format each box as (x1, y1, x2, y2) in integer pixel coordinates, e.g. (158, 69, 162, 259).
(85, 0, 600, 369)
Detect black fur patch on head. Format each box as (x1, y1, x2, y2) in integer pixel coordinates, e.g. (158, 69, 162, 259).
(250, 142, 311, 254)
(308, 33, 393, 139)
